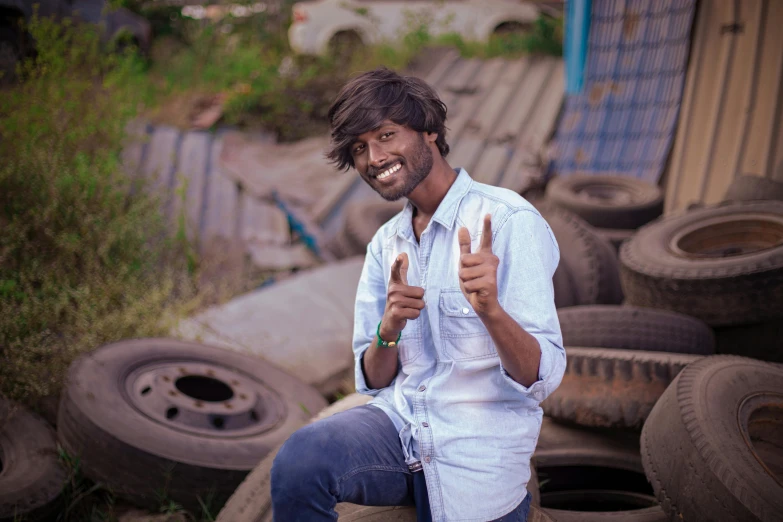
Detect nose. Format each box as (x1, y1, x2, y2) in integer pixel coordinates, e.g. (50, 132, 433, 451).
(368, 141, 388, 168)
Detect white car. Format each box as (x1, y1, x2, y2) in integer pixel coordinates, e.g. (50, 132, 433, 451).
(288, 0, 540, 56)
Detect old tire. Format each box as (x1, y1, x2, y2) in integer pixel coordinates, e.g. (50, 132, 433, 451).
(541, 347, 702, 429)
(552, 258, 579, 308)
(534, 418, 666, 521)
(641, 356, 783, 521)
(0, 400, 67, 522)
(343, 200, 404, 254)
(217, 393, 373, 522)
(713, 320, 783, 363)
(557, 305, 716, 355)
(724, 174, 783, 203)
(537, 203, 623, 306)
(545, 174, 663, 230)
(619, 200, 783, 326)
(336, 504, 554, 521)
(595, 227, 635, 254)
(57, 338, 327, 513)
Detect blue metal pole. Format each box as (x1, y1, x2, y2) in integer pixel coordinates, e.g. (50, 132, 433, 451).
(565, 0, 592, 94)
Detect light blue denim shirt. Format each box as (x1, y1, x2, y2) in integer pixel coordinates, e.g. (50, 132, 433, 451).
(352, 169, 566, 521)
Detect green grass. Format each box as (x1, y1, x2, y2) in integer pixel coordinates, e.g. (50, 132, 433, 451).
(0, 14, 201, 414)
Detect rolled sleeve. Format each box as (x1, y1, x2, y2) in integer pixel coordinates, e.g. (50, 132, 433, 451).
(352, 240, 392, 396)
(496, 209, 567, 402)
(499, 335, 566, 402)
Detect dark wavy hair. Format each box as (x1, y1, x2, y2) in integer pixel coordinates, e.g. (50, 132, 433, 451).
(326, 67, 449, 171)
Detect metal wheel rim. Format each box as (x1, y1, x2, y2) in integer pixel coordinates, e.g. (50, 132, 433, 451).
(123, 358, 286, 438)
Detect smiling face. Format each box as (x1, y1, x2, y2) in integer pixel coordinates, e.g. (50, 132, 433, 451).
(351, 121, 435, 201)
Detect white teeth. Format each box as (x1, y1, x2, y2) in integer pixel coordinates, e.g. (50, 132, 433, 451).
(377, 163, 401, 180)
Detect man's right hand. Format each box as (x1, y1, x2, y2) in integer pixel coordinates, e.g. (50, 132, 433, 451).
(379, 253, 426, 342)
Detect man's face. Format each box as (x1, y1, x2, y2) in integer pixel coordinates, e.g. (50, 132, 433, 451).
(350, 121, 434, 201)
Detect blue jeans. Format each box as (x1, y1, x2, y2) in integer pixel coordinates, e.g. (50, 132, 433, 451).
(271, 405, 531, 521)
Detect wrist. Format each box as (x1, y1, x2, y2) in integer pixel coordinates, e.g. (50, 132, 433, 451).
(377, 321, 402, 346)
(478, 300, 504, 322)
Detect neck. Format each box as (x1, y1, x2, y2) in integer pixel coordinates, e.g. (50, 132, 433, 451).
(406, 155, 457, 218)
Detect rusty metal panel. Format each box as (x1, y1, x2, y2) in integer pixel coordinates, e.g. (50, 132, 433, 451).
(664, 0, 783, 213)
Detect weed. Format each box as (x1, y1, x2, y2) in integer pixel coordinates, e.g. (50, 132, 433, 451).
(0, 13, 199, 412)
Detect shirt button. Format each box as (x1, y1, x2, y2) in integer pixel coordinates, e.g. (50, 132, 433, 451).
(418, 385, 426, 392)
(424, 456, 432, 463)
(462, 307, 469, 315)
(422, 422, 429, 428)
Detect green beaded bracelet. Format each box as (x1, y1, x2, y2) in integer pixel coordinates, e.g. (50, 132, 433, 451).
(376, 321, 401, 348)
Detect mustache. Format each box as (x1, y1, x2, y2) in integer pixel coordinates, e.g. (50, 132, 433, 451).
(367, 159, 402, 178)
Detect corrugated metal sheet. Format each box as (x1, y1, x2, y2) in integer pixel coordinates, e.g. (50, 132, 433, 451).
(551, 0, 697, 183)
(663, 0, 783, 213)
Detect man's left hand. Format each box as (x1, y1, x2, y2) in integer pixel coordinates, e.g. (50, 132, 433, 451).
(458, 214, 500, 318)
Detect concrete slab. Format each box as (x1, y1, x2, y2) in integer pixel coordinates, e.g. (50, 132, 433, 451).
(173, 257, 366, 395)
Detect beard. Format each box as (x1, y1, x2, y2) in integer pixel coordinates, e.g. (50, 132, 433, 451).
(369, 133, 434, 202)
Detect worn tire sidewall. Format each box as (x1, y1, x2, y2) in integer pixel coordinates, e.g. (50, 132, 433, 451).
(641, 356, 783, 522)
(546, 175, 663, 230)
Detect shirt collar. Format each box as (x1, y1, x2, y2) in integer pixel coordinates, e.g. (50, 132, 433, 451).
(388, 168, 473, 239)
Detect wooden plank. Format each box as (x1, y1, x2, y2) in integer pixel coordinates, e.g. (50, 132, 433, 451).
(500, 60, 564, 192)
(704, 0, 765, 203)
(438, 59, 484, 122)
(121, 119, 149, 179)
(247, 243, 319, 271)
(665, 0, 726, 211)
(448, 136, 484, 174)
(311, 171, 357, 224)
(173, 131, 211, 241)
(241, 197, 290, 246)
(490, 58, 554, 144)
(466, 59, 529, 140)
(141, 126, 180, 195)
(457, 58, 528, 183)
(472, 145, 509, 186)
(739, 0, 783, 179)
(447, 58, 506, 145)
(424, 48, 461, 88)
(202, 135, 240, 245)
(517, 60, 564, 156)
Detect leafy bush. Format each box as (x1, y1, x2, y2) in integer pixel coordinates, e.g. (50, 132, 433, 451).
(0, 15, 196, 408)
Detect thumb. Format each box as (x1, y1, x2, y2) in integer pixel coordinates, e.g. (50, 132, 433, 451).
(458, 227, 472, 256)
(399, 252, 409, 285)
(391, 253, 409, 285)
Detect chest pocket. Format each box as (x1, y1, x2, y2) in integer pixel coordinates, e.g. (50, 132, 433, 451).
(439, 289, 496, 360)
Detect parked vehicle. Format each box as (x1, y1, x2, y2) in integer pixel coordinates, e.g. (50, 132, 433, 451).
(0, 0, 152, 81)
(288, 0, 540, 56)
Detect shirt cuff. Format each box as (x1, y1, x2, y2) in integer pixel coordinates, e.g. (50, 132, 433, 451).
(499, 335, 563, 403)
(354, 347, 387, 396)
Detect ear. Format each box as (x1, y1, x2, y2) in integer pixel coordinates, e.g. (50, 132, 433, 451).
(424, 131, 438, 144)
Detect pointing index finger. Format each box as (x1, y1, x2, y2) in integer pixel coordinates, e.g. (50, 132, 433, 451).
(480, 214, 493, 251)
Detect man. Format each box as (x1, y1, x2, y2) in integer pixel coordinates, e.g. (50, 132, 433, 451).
(271, 67, 565, 521)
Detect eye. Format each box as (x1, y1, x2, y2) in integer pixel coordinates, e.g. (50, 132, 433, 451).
(380, 131, 394, 139)
(352, 144, 365, 154)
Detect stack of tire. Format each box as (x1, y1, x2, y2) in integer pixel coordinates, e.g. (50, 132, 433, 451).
(534, 173, 783, 521)
(0, 338, 329, 520)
